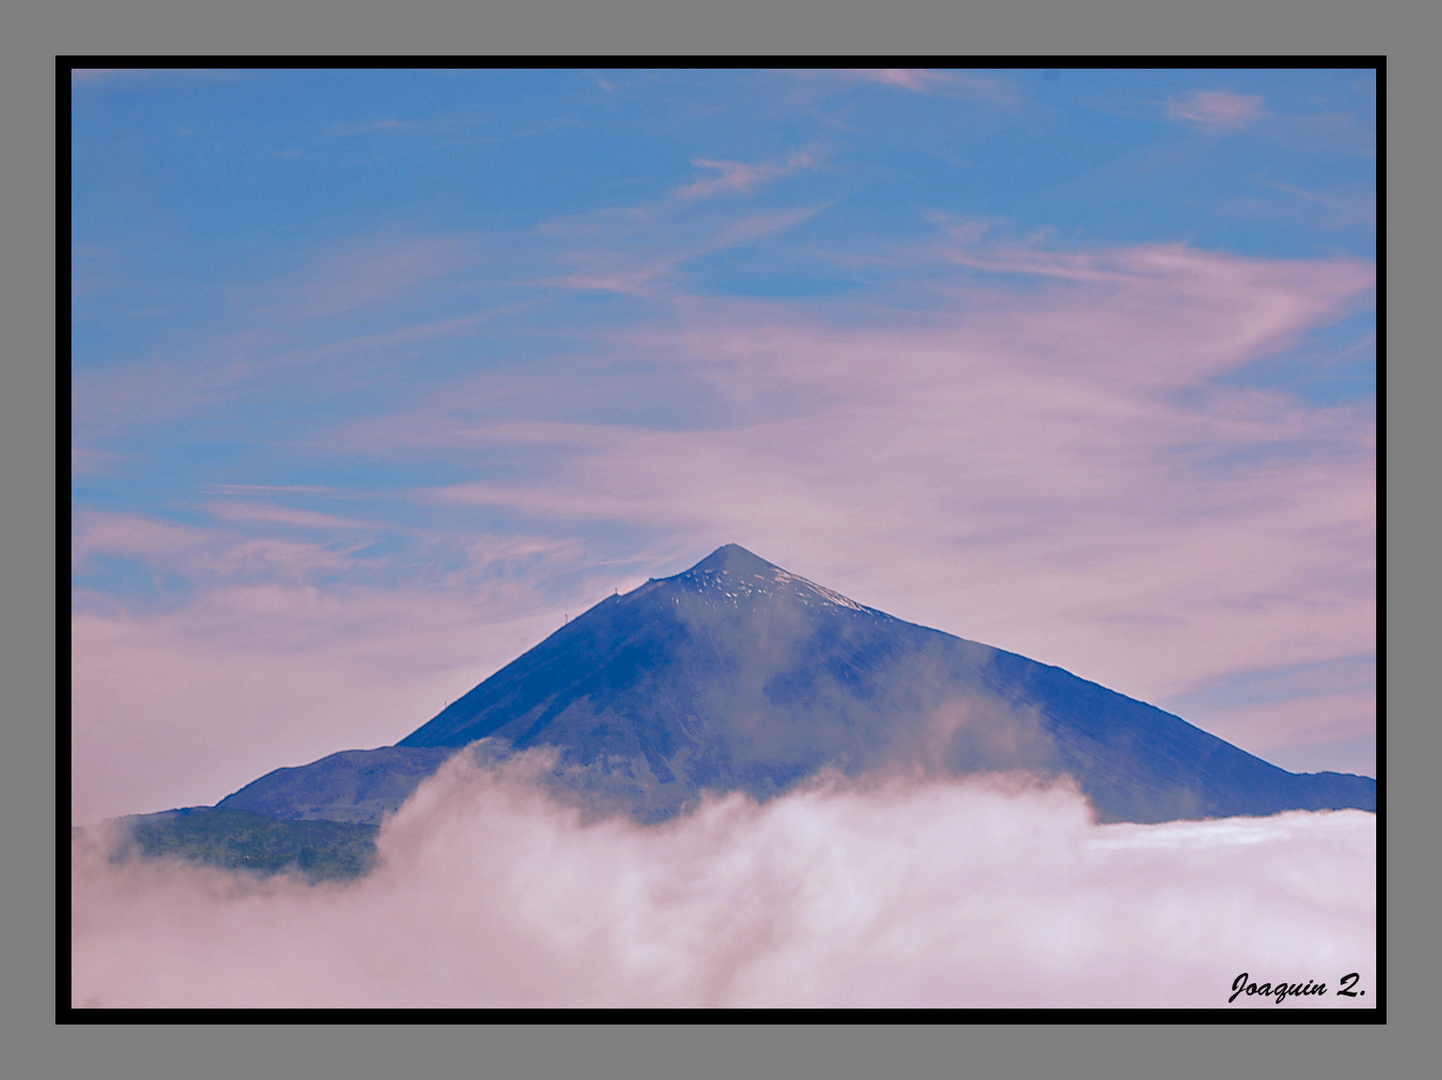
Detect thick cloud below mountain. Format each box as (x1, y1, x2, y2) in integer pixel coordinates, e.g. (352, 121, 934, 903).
(72, 752, 1375, 1009)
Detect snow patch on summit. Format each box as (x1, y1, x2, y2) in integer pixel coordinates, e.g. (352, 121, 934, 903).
(771, 568, 870, 612)
(683, 560, 872, 614)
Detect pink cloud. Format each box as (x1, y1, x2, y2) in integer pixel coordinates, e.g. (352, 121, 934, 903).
(72, 512, 219, 576)
(201, 501, 379, 531)
(538, 263, 674, 298)
(675, 151, 813, 201)
(711, 204, 829, 247)
(937, 242, 1374, 383)
(849, 68, 947, 92)
(1166, 91, 1265, 131)
(71, 510, 362, 584)
(202, 484, 339, 495)
(71, 759, 1376, 1008)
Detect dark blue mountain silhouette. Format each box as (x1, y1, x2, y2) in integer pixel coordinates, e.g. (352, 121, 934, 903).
(217, 544, 1375, 827)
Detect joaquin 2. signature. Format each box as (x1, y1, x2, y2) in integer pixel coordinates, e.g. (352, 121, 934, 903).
(1229, 971, 1366, 1004)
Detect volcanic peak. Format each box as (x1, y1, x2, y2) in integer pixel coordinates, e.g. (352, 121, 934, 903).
(210, 543, 1376, 836)
(660, 544, 876, 615)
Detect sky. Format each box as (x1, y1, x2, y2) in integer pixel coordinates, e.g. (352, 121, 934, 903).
(70, 67, 1378, 824)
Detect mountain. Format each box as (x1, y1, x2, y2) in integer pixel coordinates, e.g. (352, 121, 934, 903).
(213, 544, 1375, 833)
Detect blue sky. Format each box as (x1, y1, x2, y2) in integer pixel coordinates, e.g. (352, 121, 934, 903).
(70, 67, 1377, 821)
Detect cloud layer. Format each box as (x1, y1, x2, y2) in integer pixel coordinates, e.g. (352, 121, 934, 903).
(72, 755, 1376, 1009)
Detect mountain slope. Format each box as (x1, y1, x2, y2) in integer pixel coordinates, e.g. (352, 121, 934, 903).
(212, 543, 1373, 833)
(383, 543, 1373, 823)
(216, 747, 453, 824)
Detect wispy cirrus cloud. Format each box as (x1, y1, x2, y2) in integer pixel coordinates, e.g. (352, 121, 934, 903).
(72, 232, 500, 460)
(537, 259, 677, 298)
(711, 203, 832, 247)
(200, 502, 380, 531)
(71, 509, 367, 587)
(358, 240, 1375, 736)
(936, 240, 1375, 384)
(201, 484, 341, 496)
(70, 290, 532, 468)
(536, 200, 833, 297)
(674, 150, 815, 201)
(1166, 90, 1265, 131)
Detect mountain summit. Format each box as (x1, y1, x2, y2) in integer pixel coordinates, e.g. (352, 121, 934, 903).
(218, 545, 1375, 828)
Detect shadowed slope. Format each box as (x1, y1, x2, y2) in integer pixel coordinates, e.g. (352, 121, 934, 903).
(217, 746, 455, 825)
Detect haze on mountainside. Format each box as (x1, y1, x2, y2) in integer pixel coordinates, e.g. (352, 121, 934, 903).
(181, 544, 1374, 866)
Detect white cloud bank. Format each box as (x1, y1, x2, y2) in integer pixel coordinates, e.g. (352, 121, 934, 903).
(72, 755, 1376, 1009)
